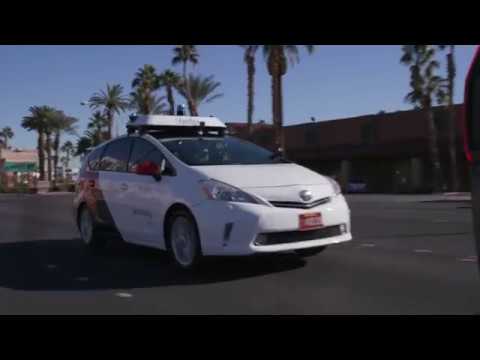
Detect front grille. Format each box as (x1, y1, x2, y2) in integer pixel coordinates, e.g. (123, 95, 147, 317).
(255, 225, 343, 246)
(269, 197, 331, 209)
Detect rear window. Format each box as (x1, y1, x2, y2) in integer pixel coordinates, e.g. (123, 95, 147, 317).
(98, 138, 133, 172)
(86, 146, 104, 171)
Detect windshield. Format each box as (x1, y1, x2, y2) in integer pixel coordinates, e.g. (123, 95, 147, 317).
(160, 136, 289, 166)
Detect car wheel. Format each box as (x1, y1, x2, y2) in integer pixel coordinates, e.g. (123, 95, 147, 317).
(167, 209, 202, 270)
(295, 246, 327, 258)
(79, 206, 106, 252)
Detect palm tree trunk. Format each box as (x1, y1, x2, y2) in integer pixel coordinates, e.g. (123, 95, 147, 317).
(278, 73, 285, 155)
(106, 109, 113, 140)
(447, 46, 458, 192)
(53, 130, 60, 185)
(247, 56, 255, 137)
(426, 107, 443, 193)
(37, 131, 46, 181)
(271, 74, 280, 151)
(447, 108, 458, 191)
(45, 133, 52, 182)
(182, 61, 197, 116)
(167, 86, 175, 115)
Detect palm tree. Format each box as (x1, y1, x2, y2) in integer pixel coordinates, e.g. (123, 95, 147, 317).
(172, 45, 199, 115)
(60, 141, 75, 170)
(50, 111, 78, 183)
(60, 156, 68, 169)
(0, 127, 14, 149)
(21, 105, 56, 181)
(130, 88, 167, 114)
(176, 74, 223, 116)
(401, 45, 445, 193)
(75, 136, 92, 157)
(262, 45, 315, 153)
(158, 70, 181, 115)
(438, 45, 458, 192)
(240, 46, 259, 136)
(87, 111, 109, 144)
(88, 83, 129, 139)
(132, 64, 160, 90)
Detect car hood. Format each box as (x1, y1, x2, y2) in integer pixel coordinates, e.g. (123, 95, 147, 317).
(191, 163, 335, 201)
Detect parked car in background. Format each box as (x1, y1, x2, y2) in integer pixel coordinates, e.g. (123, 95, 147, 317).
(347, 176, 368, 193)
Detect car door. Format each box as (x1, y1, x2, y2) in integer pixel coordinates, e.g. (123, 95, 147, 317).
(97, 137, 137, 243)
(124, 137, 177, 247)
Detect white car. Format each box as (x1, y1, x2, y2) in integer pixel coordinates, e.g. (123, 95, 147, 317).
(73, 115, 352, 270)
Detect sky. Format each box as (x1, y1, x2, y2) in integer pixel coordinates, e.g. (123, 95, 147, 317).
(0, 45, 477, 160)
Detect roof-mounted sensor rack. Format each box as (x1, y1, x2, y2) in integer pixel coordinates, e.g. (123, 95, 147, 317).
(126, 114, 227, 138)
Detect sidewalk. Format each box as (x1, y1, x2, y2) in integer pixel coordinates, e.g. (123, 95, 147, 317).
(346, 193, 471, 203)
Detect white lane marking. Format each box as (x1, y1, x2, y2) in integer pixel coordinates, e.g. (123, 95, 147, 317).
(75, 276, 89, 282)
(432, 219, 450, 223)
(458, 256, 478, 262)
(46, 264, 57, 270)
(414, 249, 433, 253)
(115, 292, 133, 299)
(360, 243, 376, 248)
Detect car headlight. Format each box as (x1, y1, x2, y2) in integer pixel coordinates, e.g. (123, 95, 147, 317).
(200, 179, 266, 205)
(326, 177, 342, 195)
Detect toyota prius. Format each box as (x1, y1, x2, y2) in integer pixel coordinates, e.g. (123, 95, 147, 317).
(74, 115, 352, 270)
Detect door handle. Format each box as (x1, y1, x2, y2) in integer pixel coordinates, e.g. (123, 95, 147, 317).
(120, 183, 128, 191)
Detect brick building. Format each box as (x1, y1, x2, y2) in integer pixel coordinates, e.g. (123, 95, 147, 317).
(226, 104, 469, 193)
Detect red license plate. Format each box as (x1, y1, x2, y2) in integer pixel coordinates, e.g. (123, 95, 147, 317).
(299, 212, 323, 231)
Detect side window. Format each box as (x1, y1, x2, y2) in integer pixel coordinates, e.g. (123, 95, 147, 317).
(86, 146, 104, 171)
(128, 138, 165, 173)
(98, 138, 133, 172)
(469, 61, 480, 150)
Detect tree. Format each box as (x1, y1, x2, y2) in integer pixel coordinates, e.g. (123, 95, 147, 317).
(262, 45, 315, 153)
(176, 74, 223, 116)
(21, 105, 56, 181)
(50, 111, 78, 183)
(87, 111, 109, 145)
(88, 83, 129, 139)
(240, 45, 259, 136)
(129, 88, 167, 114)
(0, 127, 14, 149)
(438, 45, 458, 192)
(130, 64, 163, 114)
(60, 156, 68, 169)
(60, 140, 75, 170)
(401, 45, 445, 192)
(75, 136, 92, 157)
(158, 70, 181, 115)
(172, 45, 199, 115)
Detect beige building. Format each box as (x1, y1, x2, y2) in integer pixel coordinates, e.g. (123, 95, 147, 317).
(0, 149, 39, 189)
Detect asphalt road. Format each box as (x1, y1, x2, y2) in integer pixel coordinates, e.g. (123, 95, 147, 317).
(0, 193, 479, 315)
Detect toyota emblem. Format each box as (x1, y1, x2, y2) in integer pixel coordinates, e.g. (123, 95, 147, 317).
(299, 190, 313, 202)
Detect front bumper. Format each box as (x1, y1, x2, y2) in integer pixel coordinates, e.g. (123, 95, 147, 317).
(191, 194, 352, 256)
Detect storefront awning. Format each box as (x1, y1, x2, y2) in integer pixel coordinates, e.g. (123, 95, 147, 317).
(2, 162, 38, 172)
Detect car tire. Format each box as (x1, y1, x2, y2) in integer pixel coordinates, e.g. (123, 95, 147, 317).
(78, 206, 107, 253)
(166, 209, 202, 270)
(295, 246, 327, 258)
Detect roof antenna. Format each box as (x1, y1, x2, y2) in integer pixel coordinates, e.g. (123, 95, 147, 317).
(177, 104, 186, 116)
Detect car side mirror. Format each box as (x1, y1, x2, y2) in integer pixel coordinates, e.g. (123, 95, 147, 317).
(136, 160, 162, 181)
